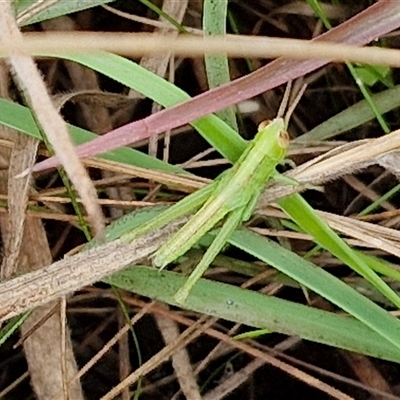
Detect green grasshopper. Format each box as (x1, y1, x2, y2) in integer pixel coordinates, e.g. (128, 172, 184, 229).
(123, 86, 302, 304)
(122, 120, 289, 303)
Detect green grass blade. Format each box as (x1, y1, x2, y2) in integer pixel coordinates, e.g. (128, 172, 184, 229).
(0, 312, 31, 347)
(203, 0, 237, 130)
(277, 193, 400, 349)
(38, 51, 247, 162)
(228, 227, 400, 350)
(138, 0, 187, 33)
(296, 85, 400, 142)
(358, 183, 400, 216)
(94, 205, 400, 357)
(306, 0, 390, 133)
(0, 97, 182, 173)
(359, 252, 400, 282)
(16, 0, 114, 26)
(105, 266, 400, 363)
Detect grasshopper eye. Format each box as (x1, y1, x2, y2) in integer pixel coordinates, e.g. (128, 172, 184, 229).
(258, 119, 272, 131)
(278, 130, 290, 148)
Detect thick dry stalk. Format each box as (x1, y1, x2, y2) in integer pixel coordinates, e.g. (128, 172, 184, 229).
(0, 220, 184, 323)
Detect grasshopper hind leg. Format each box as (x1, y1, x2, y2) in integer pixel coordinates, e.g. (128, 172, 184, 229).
(174, 208, 245, 304)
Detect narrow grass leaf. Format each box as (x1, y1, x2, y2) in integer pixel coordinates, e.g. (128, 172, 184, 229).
(39, 51, 247, 161)
(297, 85, 400, 142)
(277, 193, 400, 349)
(203, 0, 237, 130)
(105, 266, 400, 363)
(17, 0, 114, 26)
(0, 97, 182, 173)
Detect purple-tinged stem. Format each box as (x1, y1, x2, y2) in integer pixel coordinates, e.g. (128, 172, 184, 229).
(33, 0, 400, 171)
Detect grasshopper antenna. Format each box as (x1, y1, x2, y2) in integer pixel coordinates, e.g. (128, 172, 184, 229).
(284, 83, 307, 126)
(277, 80, 292, 119)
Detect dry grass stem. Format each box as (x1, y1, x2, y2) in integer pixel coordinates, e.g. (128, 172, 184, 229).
(0, 33, 399, 68)
(0, 3, 105, 236)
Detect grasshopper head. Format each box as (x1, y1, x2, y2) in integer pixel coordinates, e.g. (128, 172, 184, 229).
(258, 118, 289, 150)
